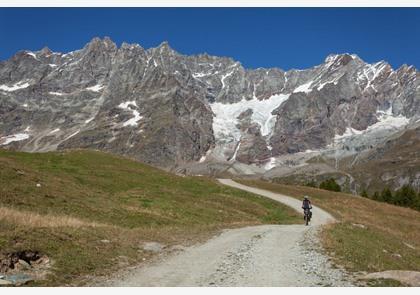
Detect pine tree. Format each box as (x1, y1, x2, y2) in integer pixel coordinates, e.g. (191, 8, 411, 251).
(360, 189, 369, 198)
(381, 188, 393, 203)
(372, 191, 381, 201)
(394, 185, 417, 207)
(369, 185, 419, 211)
(319, 178, 341, 192)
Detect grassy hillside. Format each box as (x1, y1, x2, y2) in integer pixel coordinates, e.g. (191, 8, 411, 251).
(237, 180, 420, 281)
(0, 149, 300, 286)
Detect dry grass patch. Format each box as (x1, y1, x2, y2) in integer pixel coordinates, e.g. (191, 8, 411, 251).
(0, 206, 103, 228)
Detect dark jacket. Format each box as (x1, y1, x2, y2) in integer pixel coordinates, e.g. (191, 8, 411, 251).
(302, 199, 312, 209)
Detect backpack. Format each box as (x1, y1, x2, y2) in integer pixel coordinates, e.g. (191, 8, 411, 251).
(302, 199, 311, 209)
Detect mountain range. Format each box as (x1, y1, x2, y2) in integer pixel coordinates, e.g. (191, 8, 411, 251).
(1, 37, 419, 193)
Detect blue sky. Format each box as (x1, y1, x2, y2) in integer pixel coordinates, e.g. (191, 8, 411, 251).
(0, 8, 419, 70)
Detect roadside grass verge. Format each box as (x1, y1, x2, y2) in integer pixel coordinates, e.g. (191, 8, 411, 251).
(0, 149, 300, 285)
(236, 179, 420, 276)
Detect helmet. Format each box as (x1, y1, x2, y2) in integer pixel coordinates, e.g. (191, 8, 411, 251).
(304, 196, 309, 200)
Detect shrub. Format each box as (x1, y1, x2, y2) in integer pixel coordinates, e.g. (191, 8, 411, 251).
(360, 189, 369, 198)
(394, 185, 418, 208)
(319, 178, 341, 192)
(372, 191, 381, 201)
(381, 188, 393, 203)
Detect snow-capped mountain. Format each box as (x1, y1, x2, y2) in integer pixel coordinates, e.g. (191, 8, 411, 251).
(0, 37, 419, 192)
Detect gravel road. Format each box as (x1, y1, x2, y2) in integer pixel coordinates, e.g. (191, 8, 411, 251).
(103, 179, 354, 286)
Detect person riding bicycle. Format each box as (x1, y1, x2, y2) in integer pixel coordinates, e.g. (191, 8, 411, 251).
(302, 196, 312, 219)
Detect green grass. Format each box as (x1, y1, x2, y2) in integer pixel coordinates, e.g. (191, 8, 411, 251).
(236, 179, 420, 278)
(0, 149, 300, 286)
(323, 223, 420, 272)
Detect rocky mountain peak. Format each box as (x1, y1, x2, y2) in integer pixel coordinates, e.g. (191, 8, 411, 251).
(397, 64, 417, 75)
(120, 42, 143, 51)
(154, 41, 179, 57)
(0, 38, 418, 188)
(84, 36, 117, 52)
(38, 46, 53, 56)
(158, 40, 170, 48)
(324, 53, 363, 69)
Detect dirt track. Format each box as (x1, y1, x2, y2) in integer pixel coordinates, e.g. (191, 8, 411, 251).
(103, 179, 354, 286)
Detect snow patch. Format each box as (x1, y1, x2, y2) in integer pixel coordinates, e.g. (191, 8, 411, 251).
(118, 101, 143, 127)
(198, 149, 212, 163)
(123, 110, 142, 127)
(334, 106, 409, 144)
(85, 117, 95, 124)
(22, 104, 28, 107)
(369, 107, 409, 131)
(0, 133, 30, 146)
(220, 70, 235, 89)
(49, 92, 64, 96)
(86, 84, 104, 92)
(357, 62, 389, 91)
(325, 54, 340, 64)
(0, 81, 31, 92)
(118, 101, 137, 109)
(192, 72, 212, 78)
(25, 52, 37, 59)
(49, 64, 57, 68)
(211, 93, 290, 141)
(48, 128, 60, 135)
(230, 141, 241, 161)
(316, 75, 343, 91)
(264, 157, 276, 170)
(199, 155, 206, 163)
(293, 81, 313, 93)
(334, 127, 364, 142)
(64, 130, 80, 141)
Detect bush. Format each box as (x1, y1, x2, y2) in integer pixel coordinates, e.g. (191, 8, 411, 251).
(394, 185, 418, 208)
(360, 189, 369, 198)
(319, 178, 341, 192)
(381, 188, 393, 203)
(372, 191, 381, 201)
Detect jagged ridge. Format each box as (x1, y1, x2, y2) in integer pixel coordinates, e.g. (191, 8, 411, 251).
(0, 37, 419, 189)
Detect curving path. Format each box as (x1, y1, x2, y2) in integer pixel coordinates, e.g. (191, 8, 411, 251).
(103, 179, 353, 287)
(218, 179, 335, 226)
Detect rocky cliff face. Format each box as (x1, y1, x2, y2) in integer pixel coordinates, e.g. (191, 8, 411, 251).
(0, 37, 419, 189)
(0, 38, 215, 167)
